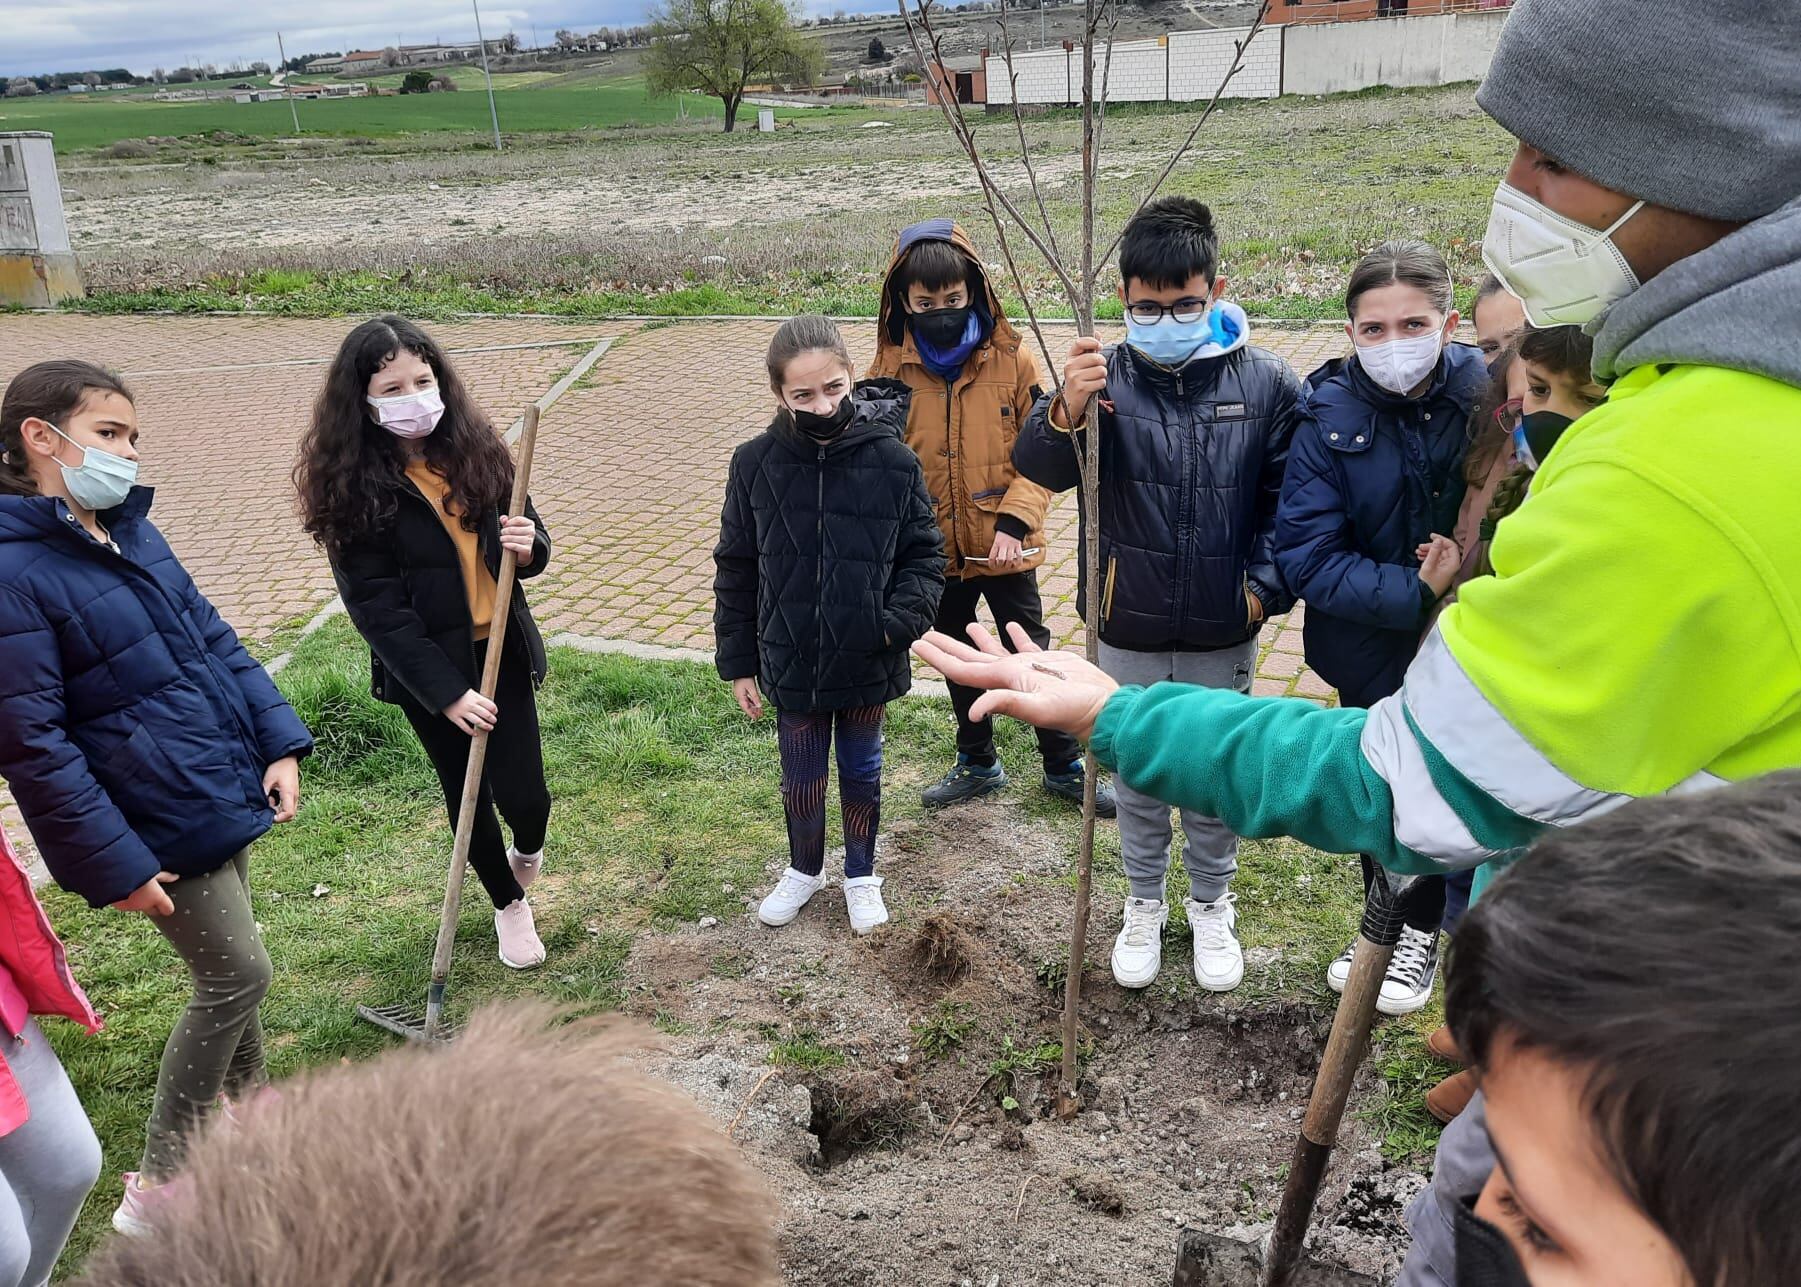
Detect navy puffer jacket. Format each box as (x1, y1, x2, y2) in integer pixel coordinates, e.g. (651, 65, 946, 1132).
(714, 381, 945, 713)
(1012, 310, 1303, 652)
(1274, 344, 1488, 702)
(0, 488, 313, 908)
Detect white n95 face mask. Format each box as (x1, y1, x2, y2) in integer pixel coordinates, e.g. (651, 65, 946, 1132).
(1482, 182, 1646, 327)
(1356, 331, 1444, 396)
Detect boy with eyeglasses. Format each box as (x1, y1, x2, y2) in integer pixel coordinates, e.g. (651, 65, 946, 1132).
(1012, 196, 1303, 995)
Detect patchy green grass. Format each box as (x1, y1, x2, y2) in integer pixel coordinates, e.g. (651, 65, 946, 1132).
(37, 612, 1440, 1273)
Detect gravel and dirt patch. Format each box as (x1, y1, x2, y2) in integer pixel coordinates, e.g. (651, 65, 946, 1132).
(621, 805, 1425, 1284)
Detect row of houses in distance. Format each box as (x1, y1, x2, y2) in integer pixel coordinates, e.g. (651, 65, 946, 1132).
(304, 41, 510, 75)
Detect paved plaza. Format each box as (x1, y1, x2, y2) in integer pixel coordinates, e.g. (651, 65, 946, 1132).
(1, 313, 1345, 856)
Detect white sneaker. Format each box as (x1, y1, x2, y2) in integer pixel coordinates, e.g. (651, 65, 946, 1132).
(843, 875, 889, 935)
(1185, 893, 1244, 992)
(1377, 925, 1440, 1017)
(1110, 897, 1168, 989)
(494, 898, 546, 969)
(758, 867, 825, 927)
(1326, 941, 1356, 993)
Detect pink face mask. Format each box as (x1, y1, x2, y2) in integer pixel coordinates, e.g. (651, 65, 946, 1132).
(367, 387, 445, 439)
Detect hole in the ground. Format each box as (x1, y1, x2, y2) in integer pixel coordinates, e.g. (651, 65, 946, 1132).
(804, 1069, 918, 1169)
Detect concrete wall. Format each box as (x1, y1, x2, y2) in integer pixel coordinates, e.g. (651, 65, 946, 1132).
(1168, 25, 1283, 99)
(987, 25, 1280, 105)
(1282, 9, 1507, 94)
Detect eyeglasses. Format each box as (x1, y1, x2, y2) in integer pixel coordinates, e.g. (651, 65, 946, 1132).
(1492, 397, 1523, 428)
(1124, 298, 1211, 326)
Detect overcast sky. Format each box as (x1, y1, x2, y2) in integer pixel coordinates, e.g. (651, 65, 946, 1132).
(2, 0, 884, 78)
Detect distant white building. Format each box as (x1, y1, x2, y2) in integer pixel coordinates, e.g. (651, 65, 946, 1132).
(305, 55, 346, 73)
(66, 83, 90, 93)
(341, 50, 389, 73)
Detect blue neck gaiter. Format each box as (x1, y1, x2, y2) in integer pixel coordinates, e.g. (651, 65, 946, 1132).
(912, 304, 990, 381)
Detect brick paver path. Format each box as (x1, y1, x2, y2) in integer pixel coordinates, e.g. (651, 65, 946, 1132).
(2, 314, 1347, 863)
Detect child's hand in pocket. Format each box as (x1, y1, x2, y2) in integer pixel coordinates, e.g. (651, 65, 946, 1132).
(732, 677, 764, 720)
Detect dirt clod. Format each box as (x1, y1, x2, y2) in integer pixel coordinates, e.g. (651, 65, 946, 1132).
(1065, 1171, 1128, 1217)
(909, 912, 973, 986)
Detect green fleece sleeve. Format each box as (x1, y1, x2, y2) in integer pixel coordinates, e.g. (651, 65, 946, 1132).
(1091, 684, 1440, 874)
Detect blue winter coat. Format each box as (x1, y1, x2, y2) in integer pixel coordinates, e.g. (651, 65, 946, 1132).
(1012, 306, 1303, 653)
(1274, 344, 1488, 703)
(0, 488, 314, 908)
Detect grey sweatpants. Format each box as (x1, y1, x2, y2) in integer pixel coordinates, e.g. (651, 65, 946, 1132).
(0, 1020, 103, 1287)
(1397, 1091, 1494, 1285)
(1098, 638, 1257, 904)
(143, 849, 272, 1180)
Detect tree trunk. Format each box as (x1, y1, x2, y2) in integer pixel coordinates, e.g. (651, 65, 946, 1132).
(723, 94, 740, 132)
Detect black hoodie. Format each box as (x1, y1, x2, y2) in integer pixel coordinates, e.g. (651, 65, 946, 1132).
(713, 380, 945, 712)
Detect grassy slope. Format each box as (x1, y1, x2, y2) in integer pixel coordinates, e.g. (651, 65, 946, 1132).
(40, 614, 1440, 1274)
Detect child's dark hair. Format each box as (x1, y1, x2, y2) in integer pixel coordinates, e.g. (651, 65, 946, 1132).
(1467, 323, 1601, 575)
(765, 314, 853, 394)
(294, 315, 515, 558)
(75, 1003, 781, 1287)
(1516, 322, 1594, 383)
(1345, 240, 1454, 319)
(894, 238, 976, 298)
(1118, 197, 1219, 292)
(0, 359, 134, 497)
(1446, 772, 1801, 1287)
(1475, 272, 1509, 308)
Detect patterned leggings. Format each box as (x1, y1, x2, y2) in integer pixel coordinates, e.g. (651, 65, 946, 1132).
(777, 705, 885, 879)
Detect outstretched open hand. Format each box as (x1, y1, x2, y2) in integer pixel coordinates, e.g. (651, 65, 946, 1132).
(911, 623, 1118, 743)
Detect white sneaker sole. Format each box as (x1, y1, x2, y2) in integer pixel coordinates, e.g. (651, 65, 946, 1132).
(1194, 960, 1244, 992)
(758, 897, 817, 928)
(1376, 975, 1437, 1017)
(498, 947, 546, 970)
(1111, 955, 1160, 989)
(849, 914, 888, 936)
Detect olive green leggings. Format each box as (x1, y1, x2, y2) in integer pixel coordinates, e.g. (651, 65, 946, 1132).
(141, 849, 272, 1180)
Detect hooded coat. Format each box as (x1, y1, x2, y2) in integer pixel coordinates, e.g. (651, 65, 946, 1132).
(1275, 343, 1489, 701)
(868, 219, 1053, 579)
(0, 488, 314, 909)
(714, 380, 944, 713)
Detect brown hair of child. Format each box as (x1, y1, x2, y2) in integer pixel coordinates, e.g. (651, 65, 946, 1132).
(77, 1004, 780, 1287)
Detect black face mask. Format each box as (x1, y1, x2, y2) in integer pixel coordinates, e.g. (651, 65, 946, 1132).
(1514, 409, 1574, 471)
(1452, 1195, 1533, 1287)
(910, 305, 973, 351)
(790, 394, 855, 441)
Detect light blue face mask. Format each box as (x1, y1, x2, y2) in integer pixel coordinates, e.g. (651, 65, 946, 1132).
(45, 420, 138, 512)
(1124, 299, 1236, 367)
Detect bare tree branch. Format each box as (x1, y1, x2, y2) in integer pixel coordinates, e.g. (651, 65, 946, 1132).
(898, 0, 1063, 381)
(1099, 0, 1272, 266)
(897, 0, 1082, 315)
(994, 0, 1062, 264)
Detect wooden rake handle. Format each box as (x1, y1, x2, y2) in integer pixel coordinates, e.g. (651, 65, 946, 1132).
(423, 405, 543, 1038)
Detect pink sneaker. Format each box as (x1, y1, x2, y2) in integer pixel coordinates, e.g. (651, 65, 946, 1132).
(508, 846, 544, 890)
(112, 1172, 192, 1237)
(495, 897, 546, 969)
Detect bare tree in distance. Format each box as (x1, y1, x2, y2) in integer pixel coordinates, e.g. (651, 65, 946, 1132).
(898, 0, 1273, 1116)
(646, 0, 825, 132)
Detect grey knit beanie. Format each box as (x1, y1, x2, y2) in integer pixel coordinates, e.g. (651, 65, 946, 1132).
(1476, 0, 1801, 223)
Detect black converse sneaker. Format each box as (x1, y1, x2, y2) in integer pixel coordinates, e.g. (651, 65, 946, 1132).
(1376, 925, 1440, 1017)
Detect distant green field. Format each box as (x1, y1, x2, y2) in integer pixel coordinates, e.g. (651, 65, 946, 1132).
(0, 76, 764, 152)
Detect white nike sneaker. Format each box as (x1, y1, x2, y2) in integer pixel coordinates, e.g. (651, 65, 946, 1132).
(1111, 897, 1168, 989)
(1185, 892, 1244, 992)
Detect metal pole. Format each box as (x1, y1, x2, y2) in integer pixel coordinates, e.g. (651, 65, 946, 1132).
(472, 0, 504, 150)
(276, 31, 301, 132)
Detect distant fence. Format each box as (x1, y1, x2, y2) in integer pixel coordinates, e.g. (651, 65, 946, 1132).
(982, 9, 1510, 107)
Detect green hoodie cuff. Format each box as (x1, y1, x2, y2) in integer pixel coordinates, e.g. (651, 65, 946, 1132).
(1091, 685, 1147, 773)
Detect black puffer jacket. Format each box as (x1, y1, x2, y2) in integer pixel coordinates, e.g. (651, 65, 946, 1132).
(1013, 323, 1302, 652)
(330, 479, 551, 713)
(714, 381, 945, 712)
